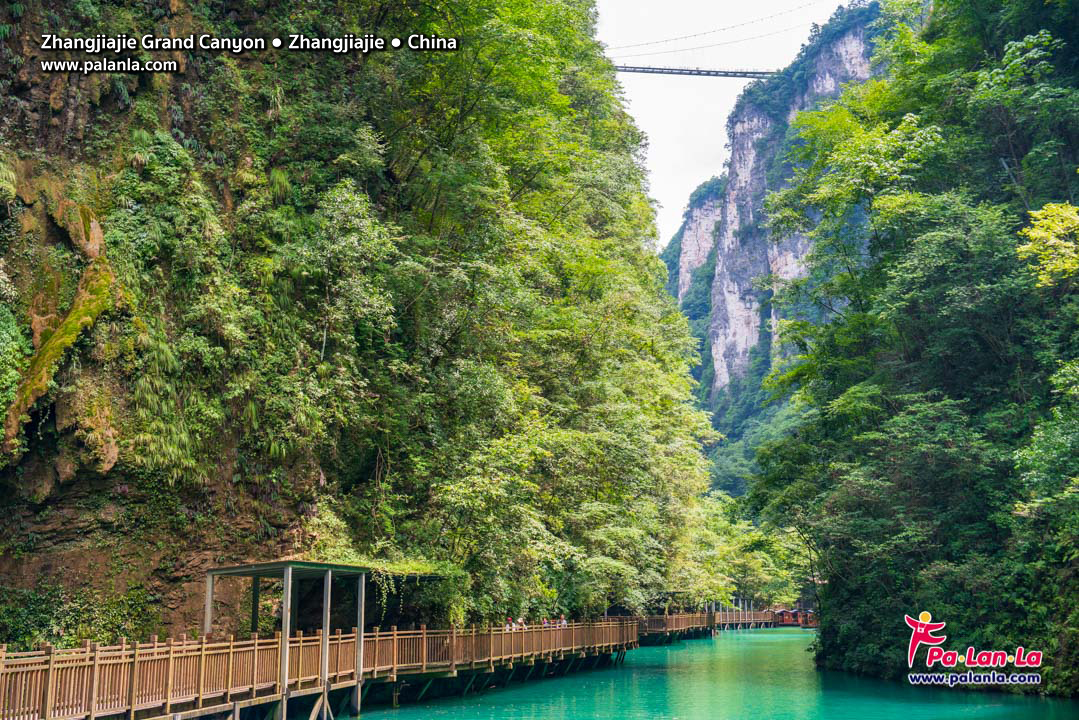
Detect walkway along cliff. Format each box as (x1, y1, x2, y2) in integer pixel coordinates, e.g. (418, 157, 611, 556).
(0, 562, 786, 719)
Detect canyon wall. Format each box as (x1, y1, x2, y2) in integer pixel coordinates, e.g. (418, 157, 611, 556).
(662, 3, 879, 494)
(667, 8, 876, 398)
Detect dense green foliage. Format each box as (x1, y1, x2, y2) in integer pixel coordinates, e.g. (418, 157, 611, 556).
(0, 584, 161, 649)
(750, 0, 1079, 695)
(0, 0, 807, 646)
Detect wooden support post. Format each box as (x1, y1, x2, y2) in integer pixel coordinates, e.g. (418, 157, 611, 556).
(420, 625, 427, 673)
(251, 634, 259, 698)
(450, 625, 457, 673)
(319, 570, 332, 720)
(251, 577, 261, 634)
(127, 640, 140, 720)
(416, 679, 433, 702)
(333, 629, 342, 681)
(226, 635, 235, 702)
(461, 673, 476, 697)
(278, 566, 293, 720)
(354, 573, 365, 706)
(203, 574, 215, 636)
(197, 635, 207, 708)
(41, 644, 55, 720)
(320, 572, 332, 683)
(390, 627, 398, 676)
(371, 627, 379, 679)
(88, 642, 100, 719)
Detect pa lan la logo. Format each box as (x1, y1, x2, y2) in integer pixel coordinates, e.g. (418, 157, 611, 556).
(904, 611, 1042, 669)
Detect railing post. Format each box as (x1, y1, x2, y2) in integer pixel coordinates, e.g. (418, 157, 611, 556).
(371, 627, 379, 678)
(333, 629, 342, 681)
(87, 642, 100, 719)
(296, 631, 304, 681)
(450, 625, 457, 672)
(41, 643, 55, 720)
(250, 634, 258, 697)
(488, 624, 494, 669)
(470, 625, 476, 669)
(127, 640, 140, 720)
(225, 635, 235, 701)
(390, 627, 397, 676)
(196, 634, 207, 708)
(420, 625, 427, 672)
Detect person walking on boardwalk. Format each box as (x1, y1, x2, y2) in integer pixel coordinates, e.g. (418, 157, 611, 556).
(560, 614, 568, 627)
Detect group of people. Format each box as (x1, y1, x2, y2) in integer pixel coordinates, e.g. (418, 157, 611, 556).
(504, 614, 569, 631)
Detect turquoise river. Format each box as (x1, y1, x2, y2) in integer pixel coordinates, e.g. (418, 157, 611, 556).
(365, 628, 1079, 719)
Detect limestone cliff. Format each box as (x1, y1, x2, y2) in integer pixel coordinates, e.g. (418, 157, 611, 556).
(664, 3, 880, 493)
(668, 5, 877, 398)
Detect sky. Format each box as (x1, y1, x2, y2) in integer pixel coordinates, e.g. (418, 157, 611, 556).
(594, 0, 847, 247)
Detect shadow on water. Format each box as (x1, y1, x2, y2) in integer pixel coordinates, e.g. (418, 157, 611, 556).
(358, 628, 1079, 720)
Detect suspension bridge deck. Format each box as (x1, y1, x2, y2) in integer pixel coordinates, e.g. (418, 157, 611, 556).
(614, 66, 777, 79)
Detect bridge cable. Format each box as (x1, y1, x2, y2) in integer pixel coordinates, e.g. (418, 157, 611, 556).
(606, 0, 829, 50)
(611, 22, 812, 60)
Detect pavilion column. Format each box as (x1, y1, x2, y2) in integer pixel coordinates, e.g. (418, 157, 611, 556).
(203, 573, 215, 636)
(250, 576, 261, 634)
(320, 570, 332, 720)
(278, 566, 293, 720)
(352, 573, 365, 713)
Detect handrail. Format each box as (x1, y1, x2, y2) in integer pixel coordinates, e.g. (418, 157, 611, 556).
(0, 613, 789, 720)
(0, 619, 641, 720)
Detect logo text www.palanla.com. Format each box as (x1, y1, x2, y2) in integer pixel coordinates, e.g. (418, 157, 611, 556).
(904, 611, 1042, 686)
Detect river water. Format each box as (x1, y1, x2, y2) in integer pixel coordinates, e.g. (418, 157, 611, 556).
(366, 628, 1078, 719)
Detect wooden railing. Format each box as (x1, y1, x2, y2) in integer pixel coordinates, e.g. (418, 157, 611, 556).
(639, 613, 711, 633)
(0, 612, 803, 720)
(714, 610, 773, 625)
(0, 620, 639, 720)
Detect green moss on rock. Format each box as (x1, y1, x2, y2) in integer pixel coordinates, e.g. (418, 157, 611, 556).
(3, 256, 114, 456)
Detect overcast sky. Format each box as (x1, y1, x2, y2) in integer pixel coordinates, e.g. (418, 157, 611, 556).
(594, 0, 846, 247)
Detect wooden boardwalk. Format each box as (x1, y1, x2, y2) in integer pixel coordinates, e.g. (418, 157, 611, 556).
(0, 612, 788, 720)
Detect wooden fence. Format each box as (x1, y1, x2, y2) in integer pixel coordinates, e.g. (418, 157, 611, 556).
(639, 613, 711, 633)
(0, 620, 639, 720)
(0, 612, 803, 720)
(714, 610, 773, 625)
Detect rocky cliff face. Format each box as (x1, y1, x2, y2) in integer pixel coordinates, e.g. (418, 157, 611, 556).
(675, 195, 721, 302)
(669, 11, 875, 397)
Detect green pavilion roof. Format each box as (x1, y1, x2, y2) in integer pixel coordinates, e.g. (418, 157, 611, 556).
(206, 559, 445, 579)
